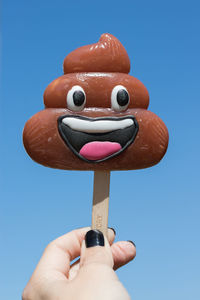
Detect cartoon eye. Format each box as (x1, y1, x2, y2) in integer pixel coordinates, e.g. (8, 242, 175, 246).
(67, 85, 86, 111)
(111, 85, 130, 111)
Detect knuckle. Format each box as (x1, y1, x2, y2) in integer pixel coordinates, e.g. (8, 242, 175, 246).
(22, 286, 32, 300)
(81, 248, 113, 268)
(44, 240, 57, 253)
(22, 279, 47, 300)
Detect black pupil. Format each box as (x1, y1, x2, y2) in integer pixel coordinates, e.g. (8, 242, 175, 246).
(117, 89, 129, 106)
(73, 91, 85, 106)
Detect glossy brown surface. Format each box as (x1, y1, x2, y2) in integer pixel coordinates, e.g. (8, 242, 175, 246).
(23, 108, 168, 170)
(44, 73, 149, 109)
(63, 33, 130, 74)
(23, 33, 169, 170)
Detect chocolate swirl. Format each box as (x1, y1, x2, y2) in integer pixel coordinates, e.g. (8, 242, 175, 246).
(63, 33, 130, 74)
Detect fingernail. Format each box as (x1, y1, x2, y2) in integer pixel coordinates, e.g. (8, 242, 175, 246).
(109, 227, 116, 235)
(127, 240, 136, 248)
(85, 230, 105, 248)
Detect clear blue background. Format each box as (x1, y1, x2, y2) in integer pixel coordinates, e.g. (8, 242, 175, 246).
(1, 0, 200, 299)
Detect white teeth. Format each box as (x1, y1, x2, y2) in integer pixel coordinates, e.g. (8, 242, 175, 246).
(62, 117, 134, 133)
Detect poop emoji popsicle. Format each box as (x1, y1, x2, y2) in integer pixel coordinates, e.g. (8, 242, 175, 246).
(23, 34, 168, 234)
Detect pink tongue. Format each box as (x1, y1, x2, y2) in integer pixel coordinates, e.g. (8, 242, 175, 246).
(80, 141, 122, 161)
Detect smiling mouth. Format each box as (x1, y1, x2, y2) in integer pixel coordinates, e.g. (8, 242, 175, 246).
(57, 115, 139, 163)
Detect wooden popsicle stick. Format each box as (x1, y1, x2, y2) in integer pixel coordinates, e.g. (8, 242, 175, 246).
(92, 171, 110, 237)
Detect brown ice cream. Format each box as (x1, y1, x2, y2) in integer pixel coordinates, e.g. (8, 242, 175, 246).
(23, 33, 168, 170)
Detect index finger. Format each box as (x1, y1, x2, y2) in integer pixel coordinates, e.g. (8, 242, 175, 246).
(36, 227, 89, 279)
(31, 227, 115, 281)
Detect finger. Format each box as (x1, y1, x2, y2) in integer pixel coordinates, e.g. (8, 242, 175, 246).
(76, 230, 125, 298)
(80, 230, 113, 268)
(68, 228, 115, 280)
(71, 240, 136, 279)
(111, 241, 136, 270)
(34, 227, 115, 280)
(33, 227, 89, 280)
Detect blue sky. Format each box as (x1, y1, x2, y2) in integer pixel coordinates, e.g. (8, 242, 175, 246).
(1, 0, 200, 299)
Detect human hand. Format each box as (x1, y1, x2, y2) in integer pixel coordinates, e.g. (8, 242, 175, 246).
(22, 227, 136, 300)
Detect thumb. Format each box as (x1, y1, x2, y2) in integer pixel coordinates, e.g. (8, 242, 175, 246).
(80, 229, 114, 270)
(76, 230, 130, 299)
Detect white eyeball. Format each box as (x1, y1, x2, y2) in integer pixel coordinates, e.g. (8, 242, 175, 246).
(111, 85, 130, 112)
(67, 85, 86, 111)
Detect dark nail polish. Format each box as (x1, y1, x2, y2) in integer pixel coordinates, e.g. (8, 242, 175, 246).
(127, 240, 136, 248)
(85, 230, 105, 248)
(109, 227, 116, 235)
